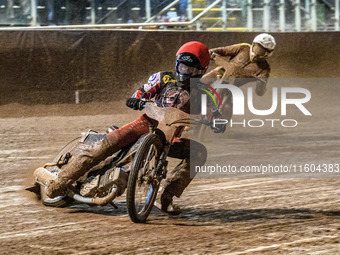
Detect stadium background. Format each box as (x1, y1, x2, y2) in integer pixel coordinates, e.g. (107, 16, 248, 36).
(0, 30, 339, 105)
(0, 2, 340, 254)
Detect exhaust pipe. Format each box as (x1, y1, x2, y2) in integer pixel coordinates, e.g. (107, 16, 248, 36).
(67, 187, 118, 206)
(93, 186, 117, 205)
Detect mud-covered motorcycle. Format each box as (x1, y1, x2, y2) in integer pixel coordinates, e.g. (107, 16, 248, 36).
(27, 101, 211, 223)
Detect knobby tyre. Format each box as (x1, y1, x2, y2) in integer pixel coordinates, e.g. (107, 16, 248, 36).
(126, 133, 164, 223)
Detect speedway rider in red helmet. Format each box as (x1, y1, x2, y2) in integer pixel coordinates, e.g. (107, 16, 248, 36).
(45, 41, 225, 215)
(127, 41, 212, 111)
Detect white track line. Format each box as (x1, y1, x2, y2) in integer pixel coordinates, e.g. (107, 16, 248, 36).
(0, 220, 102, 240)
(225, 235, 340, 255)
(186, 179, 286, 194)
(0, 156, 51, 160)
(0, 186, 24, 193)
(0, 147, 53, 154)
(189, 186, 340, 208)
(28, 244, 95, 255)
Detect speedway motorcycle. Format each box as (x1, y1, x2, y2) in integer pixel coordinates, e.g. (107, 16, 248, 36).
(27, 101, 211, 223)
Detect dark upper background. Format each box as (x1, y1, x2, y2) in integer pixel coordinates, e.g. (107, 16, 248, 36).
(0, 30, 339, 104)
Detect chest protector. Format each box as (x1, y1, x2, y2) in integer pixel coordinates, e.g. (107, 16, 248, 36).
(155, 72, 190, 113)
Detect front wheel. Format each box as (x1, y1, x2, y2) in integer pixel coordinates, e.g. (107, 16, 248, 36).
(126, 133, 164, 223)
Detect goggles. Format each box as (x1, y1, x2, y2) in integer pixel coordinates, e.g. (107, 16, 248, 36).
(176, 62, 205, 77)
(251, 43, 274, 59)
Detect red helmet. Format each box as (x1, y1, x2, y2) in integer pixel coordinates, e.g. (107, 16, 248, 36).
(175, 41, 210, 84)
(176, 41, 210, 70)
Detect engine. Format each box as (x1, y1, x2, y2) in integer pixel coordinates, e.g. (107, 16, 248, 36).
(80, 167, 128, 198)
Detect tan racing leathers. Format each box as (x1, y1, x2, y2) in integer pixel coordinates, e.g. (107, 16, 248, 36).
(201, 43, 271, 122)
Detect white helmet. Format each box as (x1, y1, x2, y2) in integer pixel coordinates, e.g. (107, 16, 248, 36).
(253, 33, 276, 51)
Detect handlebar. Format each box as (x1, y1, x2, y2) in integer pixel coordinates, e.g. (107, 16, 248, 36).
(141, 99, 172, 109)
(141, 99, 154, 103)
(141, 99, 213, 128)
(197, 119, 214, 127)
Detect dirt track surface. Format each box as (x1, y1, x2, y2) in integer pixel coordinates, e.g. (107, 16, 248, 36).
(0, 95, 339, 254)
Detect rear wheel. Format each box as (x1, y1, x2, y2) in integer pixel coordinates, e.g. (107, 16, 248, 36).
(41, 185, 74, 207)
(40, 137, 80, 207)
(126, 133, 164, 223)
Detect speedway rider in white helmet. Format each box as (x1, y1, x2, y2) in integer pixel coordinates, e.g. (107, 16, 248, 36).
(201, 33, 276, 125)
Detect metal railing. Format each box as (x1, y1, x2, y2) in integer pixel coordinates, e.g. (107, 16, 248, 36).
(0, 0, 339, 32)
(145, 0, 180, 22)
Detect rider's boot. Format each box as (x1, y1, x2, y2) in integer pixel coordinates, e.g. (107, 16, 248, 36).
(155, 139, 207, 216)
(45, 114, 157, 198)
(155, 187, 182, 215)
(158, 155, 204, 215)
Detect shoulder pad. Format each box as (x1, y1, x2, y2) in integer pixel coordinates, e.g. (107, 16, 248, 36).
(233, 43, 251, 48)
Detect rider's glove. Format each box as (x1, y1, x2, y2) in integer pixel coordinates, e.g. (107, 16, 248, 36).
(126, 98, 145, 111)
(209, 50, 216, 60)
(211, 111, 226, 133)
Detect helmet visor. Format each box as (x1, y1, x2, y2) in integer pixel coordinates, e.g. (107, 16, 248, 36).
(252, 43, 274, 59)
(177, 63, 205, 76)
